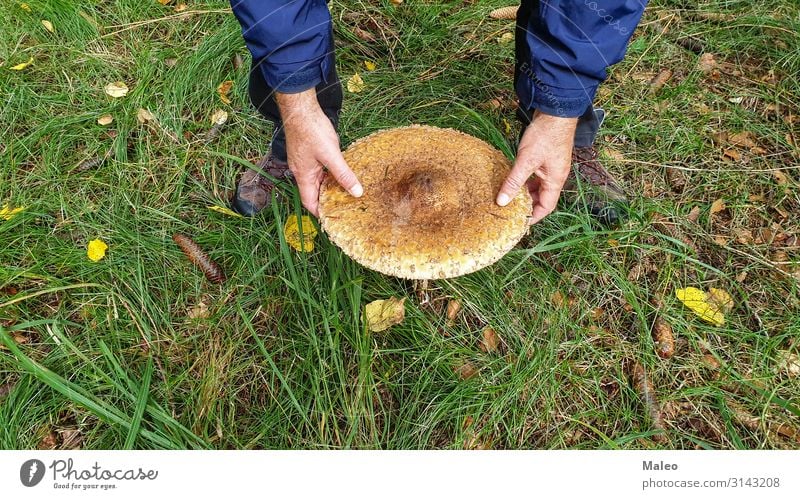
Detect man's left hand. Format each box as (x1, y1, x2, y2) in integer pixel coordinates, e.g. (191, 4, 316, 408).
(496, 111, 578, 224)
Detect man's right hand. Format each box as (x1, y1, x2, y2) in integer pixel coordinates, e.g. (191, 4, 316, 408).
(276, 89, 363, 217)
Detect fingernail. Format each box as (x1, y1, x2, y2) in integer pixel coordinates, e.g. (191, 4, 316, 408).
(496, 193, 510, 206)
(351, 184, 364, 197)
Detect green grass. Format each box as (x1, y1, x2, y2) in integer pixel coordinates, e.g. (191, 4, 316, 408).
(1, 0, 799, 449)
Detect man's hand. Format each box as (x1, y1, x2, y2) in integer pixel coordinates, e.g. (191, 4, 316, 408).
(496, 111, 578, 224)
(276, 89, 363, 216)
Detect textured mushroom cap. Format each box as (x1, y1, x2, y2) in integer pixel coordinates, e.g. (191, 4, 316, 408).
(318, 125, 531, 279)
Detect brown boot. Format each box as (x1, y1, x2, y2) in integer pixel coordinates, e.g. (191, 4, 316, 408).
(563, 146, 629, 225)
(231, 154, 293, 216)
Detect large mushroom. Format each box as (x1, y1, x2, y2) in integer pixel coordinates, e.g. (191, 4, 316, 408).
(318, 125, 531, 281)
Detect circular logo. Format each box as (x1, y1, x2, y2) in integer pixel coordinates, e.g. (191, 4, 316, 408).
(20, 459, 46, 487)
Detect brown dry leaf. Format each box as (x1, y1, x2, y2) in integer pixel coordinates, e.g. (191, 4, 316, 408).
(702, 353, 721, 371)
(365, 297, 406, 332)
(390, 0, 403, 5)
(707, 288, 733, 314)
(772, 170, 789, 186)
(601, 147, 625, 162)
(776, 351, 800, 377)
(164, 58, 178, 68)
(665, 167, 686, 193)
(479, 327, 500, 354)
(38, 431, 59, 450)
(697, 53, 718, 73)
(346, 73, 365, 93)
(353, 27, 376, 43)
(652, 317, 675, 359)
(728, 131, 758, 149)
(175, 3, 188, 12)
(722, 148, 742, 161)
(136, 108, 155, 123)
(687, 206, 701, 223)
(710, 131, 729, 145)
(103, 81, 129, 98)
(733, 228, 754, 244)
(217, 80, 234, 104)
(188, 300, 210, 320)
(59, 429, 83, 450)
(445, 299, 461, 325)
(709, 198, 726, 215)
(649, 68, 673, 92)
(591, 307, 604, 320)
(97, 114, 114, 126)
(455, 362, 478, 380)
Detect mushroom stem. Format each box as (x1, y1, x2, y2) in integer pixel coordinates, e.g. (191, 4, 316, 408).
(414, 279, 430, 305)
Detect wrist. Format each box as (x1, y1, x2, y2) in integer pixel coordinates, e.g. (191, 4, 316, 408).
(276, 89, 319, 127)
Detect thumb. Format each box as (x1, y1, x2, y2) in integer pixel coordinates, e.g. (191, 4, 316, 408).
(324, 149, 364, 198)
(496, 150, 537, 207)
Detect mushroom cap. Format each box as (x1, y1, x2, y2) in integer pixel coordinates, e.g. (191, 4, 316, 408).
(318, 125, 531, 279)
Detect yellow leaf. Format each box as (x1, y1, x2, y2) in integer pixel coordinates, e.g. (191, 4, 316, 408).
(41, 20, 54, 32)
(283, 214, 317, 252)
(9, 57, 33, 71)
(363, 60, 376, 71)
(390, 0, 403, 5)
(217, 80, 234, 105)
(87, 239, 108, 262)
(97, 114, 114, 126)
(497, 32, 514, 44)
(365, 297, 406, 332)
(175, 3, 188, 12)
(502, 117, 511, 135)
(675, 287, 725, 326)
(157, 0, 172, 5)
(208, 205, 243, 219)
(104, 81, 129, 98)
(210, 109, 228, 125)
(0, 204, 25, 221)
(20, 3, 31, 12)
(347, 73, 365, 93)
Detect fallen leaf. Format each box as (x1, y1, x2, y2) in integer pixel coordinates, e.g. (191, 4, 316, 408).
(58, 429, 83, 450)
(104, 81, 129, 98)
(709, 198, 726, 215)
(479, 327, 500, 353)
(363, 60, 376, 71)
(728, 131, 757, 149)
(707, 288, 733, 314)
(157, 0, 172, 5)
(208, 205, 243, 218)
(188, 300, 210, 319)
(346, 73, 365, 93)
(97, 114, 114, 126)
(41, 20, 54, 32)
(164, 57, 178, 68)
(649, 68, 673, 92)
(652, 317, 675, 359)
(0, 204, 25, 221)
(687, 206, 701, 223)
(445, 299, 461, 325)
(390, 0, 403, 5)
(702, 354, 721, 371)
(87, 239, 108, 262)
(217, 80, 234, 104)
(175, 3, 188, 12)
(9, 57, 34, 71)
(697, 53, 717, 73)
(723, 148, 742, 161)
(283, 214, 317, 252)
(353, 27, 376, 43)
(631, 362, 668, 443)
(497, 32, 514, 44)
(136, 108, 155, 123)
(664, 167, 686, 193)
(20, 3, 31, 12)
(210, 109, 228, 126)
(365, 297, 406, 332)
(455, 362, 478, 380)
(773, 170, 789, 186)
(675, 287, 727, 326)
(776, 351, 800, 377)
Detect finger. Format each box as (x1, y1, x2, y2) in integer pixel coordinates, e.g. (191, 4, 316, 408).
(323, 149, 363, 198)
(497, 152, 536, 207)
(294, 166, 321, 217)
(529, 182, 563, 225)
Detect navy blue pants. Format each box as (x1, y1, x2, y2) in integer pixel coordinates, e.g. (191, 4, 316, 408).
(248, 16, 603, 161)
